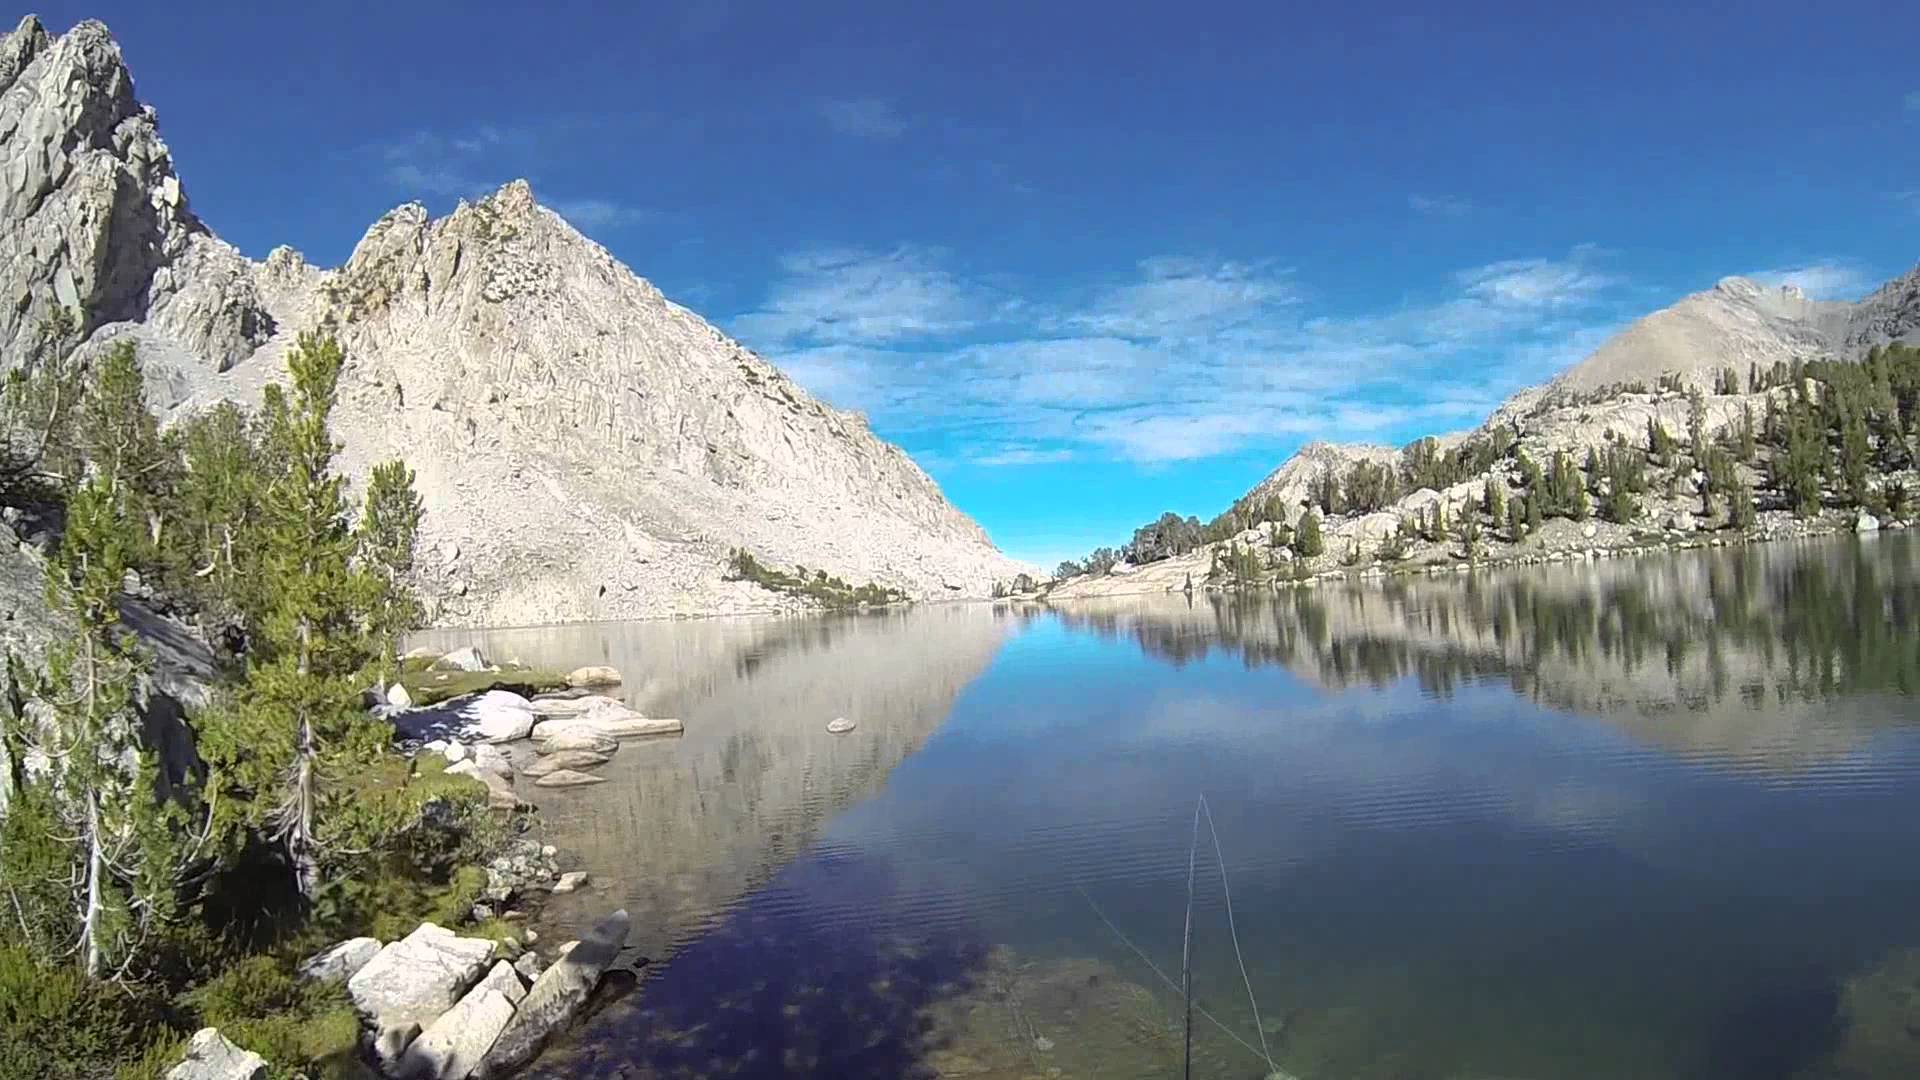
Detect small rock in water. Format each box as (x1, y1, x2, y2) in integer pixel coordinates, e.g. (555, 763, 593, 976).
(552, 871, 590, 894)
(826, 717, 856, 734)
(1034, 1035, 1055, 1052)
(566, 664, 622, 688)
(534, 769, 606, 788)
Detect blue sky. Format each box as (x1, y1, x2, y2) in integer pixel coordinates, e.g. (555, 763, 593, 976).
(37, 1, 1920, 567)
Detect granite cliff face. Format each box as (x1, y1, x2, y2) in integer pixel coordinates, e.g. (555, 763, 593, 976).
(0, 17, 1030, 627)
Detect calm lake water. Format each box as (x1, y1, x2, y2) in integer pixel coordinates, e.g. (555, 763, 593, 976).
(430, 533, 1920, 1079)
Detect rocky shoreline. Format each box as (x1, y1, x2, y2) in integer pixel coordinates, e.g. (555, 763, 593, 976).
(169, 646, 678, 1080)
(1045, 505, 1898, 602)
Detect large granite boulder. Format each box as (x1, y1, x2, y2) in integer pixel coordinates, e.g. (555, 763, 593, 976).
(165, 1028, 266, 1080)
(296, 937, 381, 983)
(346, 923, 496, 1035)
(473, 910, 631, 1079)
(398, 961, 527, 1080)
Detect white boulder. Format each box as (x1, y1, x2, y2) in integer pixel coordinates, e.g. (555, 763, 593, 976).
(297, 937, 381, 984)
(1857, 511, 1881, 533)
(565, 665, 622, 688)
(469, 691, 536, 743)
(388, 682, 414, 709)
(434, 646, 488, 672)
(166, 1028, 266, 1080)
(825, 717, 856, 735)
(346, 923, 497, 1034)
(551, 871, 590, 894)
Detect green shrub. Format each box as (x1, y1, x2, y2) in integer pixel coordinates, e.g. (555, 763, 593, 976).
(0, 944, 175, 1080)
(184, 955, 364, 1079)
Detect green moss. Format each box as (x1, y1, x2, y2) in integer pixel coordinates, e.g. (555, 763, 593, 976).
(398, 667, 568, 705)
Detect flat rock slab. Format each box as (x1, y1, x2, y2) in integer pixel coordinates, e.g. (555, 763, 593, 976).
(297, 937, 381, 983)
(533, 769, 606, 788)
(166, 1028, 266, 1080)
(527, 694, 622, 720)
(565, 665, 622, 688)
(347, 923, 497, 1034)
(534, 728, 620, 755)
(399, 962, 527, 1080)
(522, 750, 610, 777)
(474, 910, 631, 1079)
(395, 690, 537, 745)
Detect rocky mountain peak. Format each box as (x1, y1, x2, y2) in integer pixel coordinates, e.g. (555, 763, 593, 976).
(0, 19, 1029, 623)
(0, 16, 270, 370)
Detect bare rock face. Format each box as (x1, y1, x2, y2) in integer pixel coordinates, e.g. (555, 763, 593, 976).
(1242, 440, 1400, 516)
(0, 18, 1030, 627)
(0, 17, 270, 370)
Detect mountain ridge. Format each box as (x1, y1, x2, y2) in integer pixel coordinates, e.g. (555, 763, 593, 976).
(0, 16, 1034, 626)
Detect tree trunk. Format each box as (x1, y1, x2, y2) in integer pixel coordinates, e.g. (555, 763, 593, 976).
(289, 616, 318, 900)
(81, 793, 103, 977)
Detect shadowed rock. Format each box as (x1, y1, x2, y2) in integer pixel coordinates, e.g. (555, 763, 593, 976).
(473, 909, 631, 1079)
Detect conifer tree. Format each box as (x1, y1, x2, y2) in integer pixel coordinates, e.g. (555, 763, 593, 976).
(198, 333, 389, 902)
(357, 461, 424, 681)
(1296, 510, 1324, 558)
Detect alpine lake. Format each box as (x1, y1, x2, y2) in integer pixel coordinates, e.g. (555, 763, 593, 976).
(420, 531, 1920, 1080)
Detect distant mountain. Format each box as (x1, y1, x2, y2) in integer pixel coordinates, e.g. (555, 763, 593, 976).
(0, 16, 1033, 627)
(1052, 263, 1920, 597)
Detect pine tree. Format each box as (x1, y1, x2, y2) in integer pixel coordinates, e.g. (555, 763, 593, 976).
(1730, 480, 1757, 529)
(2, 477, 200, 977)
(1296, 510, 1324, 558)
(1506, 496, 1525, 541)
(198, 333, 389, 902)
(357, 461, 424, 681)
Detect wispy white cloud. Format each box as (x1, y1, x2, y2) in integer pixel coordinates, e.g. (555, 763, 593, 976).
(817, 97, 915, 138)
(729, 246, 1628, 464)
(1749, 259, 1873, 300)
(969, 446, 1076, 467)
(1409, 193, 1472, 218)
(732, 247, 1001, 347)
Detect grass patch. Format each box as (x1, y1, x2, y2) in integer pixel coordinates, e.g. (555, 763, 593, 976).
(398, 667, 568, 705)
(184, 955, 371, 1080)
(725, 549, 908, 610)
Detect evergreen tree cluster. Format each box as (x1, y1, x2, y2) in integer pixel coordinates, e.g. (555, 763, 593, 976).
(0, 319, 452, 1069)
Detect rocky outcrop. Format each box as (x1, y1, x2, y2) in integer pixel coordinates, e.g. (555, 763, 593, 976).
(1242, 440, 1400, 517)
(165, 1028, 266, 1080)
(398, 960, 527, 1080)
(0, 17, 269, 370)
(473, 909, 630, 1079)
(0, 18, 1029, 629)
(346, 923, 497, 1035)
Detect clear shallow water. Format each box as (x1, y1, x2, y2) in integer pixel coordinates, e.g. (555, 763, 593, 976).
(436, 534, 1920, 1079)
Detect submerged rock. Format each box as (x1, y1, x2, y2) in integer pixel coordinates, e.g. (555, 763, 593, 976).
(166, 1028, 266, 1080)
(474, 910, 631, 1079)
(826, 717, 856, 734)
(522, 750, 611, 777)
(533, 769, 606, 789)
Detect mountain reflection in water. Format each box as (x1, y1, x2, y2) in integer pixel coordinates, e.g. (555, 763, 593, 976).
(426, 533, 1920, 1079)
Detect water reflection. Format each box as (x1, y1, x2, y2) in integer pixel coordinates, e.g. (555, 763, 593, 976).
(435, 535, 1920, 1079)
(1058, 534, 1920, 769)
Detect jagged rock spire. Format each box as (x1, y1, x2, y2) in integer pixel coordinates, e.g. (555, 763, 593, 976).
(0, 15, 270, 368)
